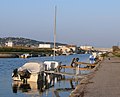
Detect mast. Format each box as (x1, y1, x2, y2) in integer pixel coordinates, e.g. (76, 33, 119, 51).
(53, 6, 57, 60)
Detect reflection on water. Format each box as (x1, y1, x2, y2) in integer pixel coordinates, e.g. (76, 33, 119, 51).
(12, 82, 31, 93)
(12, 74, 79, 97)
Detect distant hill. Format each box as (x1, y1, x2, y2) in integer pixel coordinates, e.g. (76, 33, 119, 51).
(0, 37, 66, 47)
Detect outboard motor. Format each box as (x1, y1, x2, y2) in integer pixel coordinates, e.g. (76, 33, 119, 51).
(12, 68, 18, 77)
(18, 69, 31, 83)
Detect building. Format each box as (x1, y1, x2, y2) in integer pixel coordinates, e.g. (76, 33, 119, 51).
(38, 43, 54, 48)
(94, 48, 112, 52)
(80, 45, 94, 50)
(5, 41, 13, 47)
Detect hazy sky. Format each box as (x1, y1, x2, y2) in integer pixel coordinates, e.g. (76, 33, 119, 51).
(0, 0, 120, 47)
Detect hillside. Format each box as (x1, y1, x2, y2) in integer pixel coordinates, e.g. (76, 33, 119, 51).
(0, 37, 66, 47)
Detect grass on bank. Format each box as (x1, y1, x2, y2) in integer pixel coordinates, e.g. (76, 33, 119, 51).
(112, 52, 120, 57)
(0, 47, 53, 54)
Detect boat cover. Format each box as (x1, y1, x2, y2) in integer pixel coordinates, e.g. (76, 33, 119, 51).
(18, 62, 45, 73)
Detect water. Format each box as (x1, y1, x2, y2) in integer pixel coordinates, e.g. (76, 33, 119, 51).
(0, 54, 90, 97)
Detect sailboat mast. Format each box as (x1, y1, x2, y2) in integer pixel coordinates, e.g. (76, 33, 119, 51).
(53, 6, 57, 59)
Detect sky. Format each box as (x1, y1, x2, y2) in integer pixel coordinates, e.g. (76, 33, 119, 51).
(0, 0, 120, 48)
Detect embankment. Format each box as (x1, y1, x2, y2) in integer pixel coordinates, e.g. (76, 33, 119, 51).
(0, 53, 19, 58)
(70, 54, 120, 97)
(69, 58, 103, 97)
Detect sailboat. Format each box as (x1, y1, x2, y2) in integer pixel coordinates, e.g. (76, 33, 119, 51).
(12, 6, 62, 82)
(43, 6, 62, 72)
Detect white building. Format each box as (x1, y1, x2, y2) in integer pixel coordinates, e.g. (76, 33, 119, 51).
(5, 41, 13, 47)
(94, 48, 112, 52)
(38, 43, 53, 48)
(80, 46, 94, 50)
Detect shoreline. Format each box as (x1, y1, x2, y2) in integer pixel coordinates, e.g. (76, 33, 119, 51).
(0, 53, 19, 58)
(69, 57, 103, 97)
(70, 54, 120, 97)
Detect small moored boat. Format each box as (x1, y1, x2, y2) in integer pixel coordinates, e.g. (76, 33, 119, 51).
(12, 62, 45, 82)
(44, 60, 62, 72)
(12, 60, 62, 82)
(19, 53, 32, 58)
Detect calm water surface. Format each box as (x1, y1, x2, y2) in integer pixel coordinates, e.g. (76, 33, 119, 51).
(0, 54, 90, 97)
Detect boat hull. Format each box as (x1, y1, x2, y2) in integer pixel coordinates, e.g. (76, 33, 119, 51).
(12, 73, 39, 82)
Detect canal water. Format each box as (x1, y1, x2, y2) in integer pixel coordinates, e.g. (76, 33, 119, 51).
(0, 54, 90, 97)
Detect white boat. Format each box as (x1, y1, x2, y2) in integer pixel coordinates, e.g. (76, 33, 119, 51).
(89, 52, 98, 61)
(89, 55, 95, 60)
(44, 60, 62, 72)
(19, 53, 31, 58)
(12, 62, 45, 82)
(12, 60, 62, 82)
